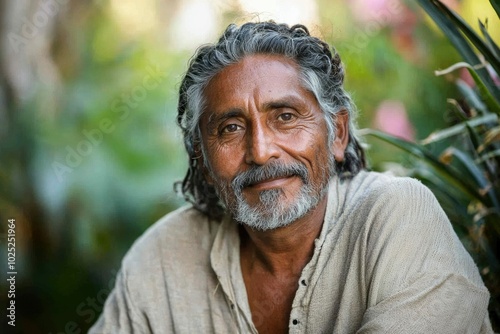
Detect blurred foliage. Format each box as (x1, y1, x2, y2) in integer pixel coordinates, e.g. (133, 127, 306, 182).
(366, 0, 500, 330)
(0, 0, 493, 333)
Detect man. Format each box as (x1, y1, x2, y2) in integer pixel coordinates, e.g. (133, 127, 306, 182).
(90, 21, 492, 333)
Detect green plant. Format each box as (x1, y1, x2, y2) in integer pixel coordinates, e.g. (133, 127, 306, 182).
(364, 0, 500, 329)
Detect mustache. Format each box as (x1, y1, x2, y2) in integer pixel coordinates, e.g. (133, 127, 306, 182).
(231, 161, 309, 191)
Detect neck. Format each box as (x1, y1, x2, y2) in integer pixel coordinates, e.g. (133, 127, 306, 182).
(239, 196, 327, 275)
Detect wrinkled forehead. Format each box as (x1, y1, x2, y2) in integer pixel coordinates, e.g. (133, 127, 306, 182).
(202, 54, 303, 106)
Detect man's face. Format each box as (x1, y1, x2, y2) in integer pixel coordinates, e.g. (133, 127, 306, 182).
(199, 54, 344, 230)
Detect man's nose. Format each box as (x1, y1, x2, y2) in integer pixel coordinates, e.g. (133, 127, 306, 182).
(244, 121, 280, 165)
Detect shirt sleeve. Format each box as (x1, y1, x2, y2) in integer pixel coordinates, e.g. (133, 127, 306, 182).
(357, 178, 493, 334)
(88, 269, 150, 334)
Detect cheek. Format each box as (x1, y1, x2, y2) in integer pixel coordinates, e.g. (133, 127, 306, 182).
(204, 142, 244, 182)
(305, 136, 332, 179)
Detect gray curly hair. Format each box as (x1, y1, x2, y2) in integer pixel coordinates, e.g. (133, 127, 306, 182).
(175, 21, 366, 220)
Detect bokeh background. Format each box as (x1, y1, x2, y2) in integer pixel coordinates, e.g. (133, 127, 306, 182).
(1, 0, 498, 333)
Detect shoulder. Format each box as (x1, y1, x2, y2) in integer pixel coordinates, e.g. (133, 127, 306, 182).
(90, 206, 222, 331)
(339, 170, 440, 218)
(120, 205, 218, 275)
(350, 170, 431, 198)
(328, 171, 444, 239)
(347, 172, 485, 284)
(336, 171, 472, 275)
(345, 171, 447, 234)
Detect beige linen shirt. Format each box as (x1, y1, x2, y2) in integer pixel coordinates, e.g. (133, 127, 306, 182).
(90, 171, 493, 333)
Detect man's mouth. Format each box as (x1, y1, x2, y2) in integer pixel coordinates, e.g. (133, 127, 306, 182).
(246, 175, 297, 191)
(232, 161, 309, 194)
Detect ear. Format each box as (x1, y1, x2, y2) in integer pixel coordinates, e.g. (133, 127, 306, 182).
(332, 109, 349, 163)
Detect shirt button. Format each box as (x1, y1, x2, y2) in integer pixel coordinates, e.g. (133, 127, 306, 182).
(293, 319, 299, 325)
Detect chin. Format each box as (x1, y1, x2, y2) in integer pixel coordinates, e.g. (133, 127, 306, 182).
(238, 215, 296, 232)
(233, 191, 321, 231)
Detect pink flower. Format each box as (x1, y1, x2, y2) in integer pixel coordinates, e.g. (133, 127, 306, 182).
(460, 64, 500, 88)
(373, 100, 415, 141)
(460, 67, 475, 87)
(348, 0, 404, 26)
(439, 0, 460, 11)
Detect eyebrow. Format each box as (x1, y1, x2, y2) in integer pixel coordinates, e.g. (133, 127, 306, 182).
(263, 95, 305, 111)
(205, 109, 243, 132)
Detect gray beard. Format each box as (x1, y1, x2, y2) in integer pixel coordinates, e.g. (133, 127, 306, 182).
(232, 180, 328, 231)
(213, 157, 336, 231)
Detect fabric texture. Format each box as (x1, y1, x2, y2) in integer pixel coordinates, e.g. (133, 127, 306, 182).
(89, 171, 493, 333)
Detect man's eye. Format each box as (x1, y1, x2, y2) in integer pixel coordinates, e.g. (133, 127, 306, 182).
(278, 113, 294, 121)
(221, 124, 241, 133)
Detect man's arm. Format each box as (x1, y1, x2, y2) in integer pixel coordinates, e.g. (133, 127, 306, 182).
(89, 269, 150, 334)
(357, 178, 493, 333)
(358, 274, 492, 333)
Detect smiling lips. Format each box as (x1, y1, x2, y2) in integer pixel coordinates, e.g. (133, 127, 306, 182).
(246, 175, 297, 191)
